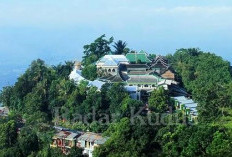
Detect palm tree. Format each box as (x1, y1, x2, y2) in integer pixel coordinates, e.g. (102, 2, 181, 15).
(113, 40, 127, 55)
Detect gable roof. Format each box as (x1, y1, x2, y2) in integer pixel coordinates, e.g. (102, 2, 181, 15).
(127, 70, 154, 75)
(126, 51, 151, 63)
(100, 73, 124, 83)
(69, 70, 85, 82)
(53, 131, 82, 140)
(88, 80, 105, 89)
(127, 75, 160, 84)
(151, 55, 169, 68)
(97, 55, 129, 66)
(77, 132, 108, 145)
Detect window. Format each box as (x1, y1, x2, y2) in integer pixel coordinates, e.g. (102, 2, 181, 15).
(108, 69, 111, 72)
(138, 84, 141, 87)
(85, 141, 90, 148)
(65, 140, 72, 147)
(57, 139, 62, 146)
(112, 69, 116, 72)
(144, 84, 148, 87)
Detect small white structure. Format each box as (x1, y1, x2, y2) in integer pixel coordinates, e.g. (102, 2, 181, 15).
(69, 69, 85, 83)
(69, 61, 105, 91)
(172, 96, 198, 121)
(69, 61, 85, 83)
(69, 62, 141, 100)
(126, 75, 160, 91)
(77, 132, 108, 157)
(69, 69, 105, 91)
(0, 107, 9, 117)
(88, 80, 105, 90)
(158, 79, 178, 90)
(96, 55, 129, 75)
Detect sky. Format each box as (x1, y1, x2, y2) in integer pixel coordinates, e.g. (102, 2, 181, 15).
(0, 0, 232, 89)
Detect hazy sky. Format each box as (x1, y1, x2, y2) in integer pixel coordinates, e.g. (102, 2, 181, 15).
(0, 0, 232, 88)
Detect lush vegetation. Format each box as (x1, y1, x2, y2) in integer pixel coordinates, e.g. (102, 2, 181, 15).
(1, 36, 232, 157)
(167, 48, 232, 121)
(81, 35, 130, 80)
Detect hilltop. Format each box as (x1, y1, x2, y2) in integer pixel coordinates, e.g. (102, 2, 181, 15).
(0, 35, 232, 156)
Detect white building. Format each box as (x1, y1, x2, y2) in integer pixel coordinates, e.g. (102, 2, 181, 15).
(69, 61, 85, 83)
(172, 96, 198, 121)
(0, 106, 9, 117)
(126, 74, 160, 91)
(96, 55, 129, 76)
(77, 132, 108, 157)
(69, 61, 105, 91)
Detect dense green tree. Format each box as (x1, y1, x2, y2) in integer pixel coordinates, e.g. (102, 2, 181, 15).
(14, 59, 54, 101)
(94, 117, 161, 157)
(48, 78, 77, 111)
(106, 83, 128, 115)
(1, 43, 232, 157)
(53, 61, 74, 79)
(82, 34, 113, 66)
(121, 96, 143, 118)
(81, 64, 97, 81)
(0, 120, 17, 149)
(206, 131, 232, 156)
(77, 87, 102, 122)
(197, 83, 232, 121)
(38, 147, 65, 157)
(68, 147, 84, 157)
(113, 40, 127, 55)
(0, 86, 14, 108)
(157, 123, 232, 157)
(0, 146, 22, 157)
(168, 49, 232, 121)
(148, 87, 171, 113)
(100, 83, 111, 111)
(18, 129, 39, 156)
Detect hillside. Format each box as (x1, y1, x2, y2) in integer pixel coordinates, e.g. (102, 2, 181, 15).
(0, 36, 232, 157)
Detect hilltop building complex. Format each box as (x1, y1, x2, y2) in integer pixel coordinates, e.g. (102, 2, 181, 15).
(69, 52, 198, 118)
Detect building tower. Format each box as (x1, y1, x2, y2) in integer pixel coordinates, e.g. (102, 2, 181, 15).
(74, 61, 82, 70)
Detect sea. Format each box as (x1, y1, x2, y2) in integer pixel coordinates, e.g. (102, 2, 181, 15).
(0, 54, 81, 91)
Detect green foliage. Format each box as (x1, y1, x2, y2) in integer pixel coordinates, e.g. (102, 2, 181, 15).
(0, 120, 17, 149)
(15, 59, 55, 101)
(94, 117, 161, 157)
(77, 87, 102, 121)
(68, 147, 84, 157)
(0, 86, 14, 108)
(0, 146, 22, 157)
(168, 48, 232, 121)
(18, 128, 39, 156)
(81, 64, 97, 81)
(82, 34, 113, 66)
(121, 96, 143, 118)
(106, 83, 128, 115)
(52, 61, 74, 80)
(113, 40, 128, 55)
(1, 44, 232, 157)
(36, 147, 65, 157)
(197, 83, 232, 121)
(206, 131, 232, 156)
(156, 123, 232, 157)
(148, 87, 171, 113)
